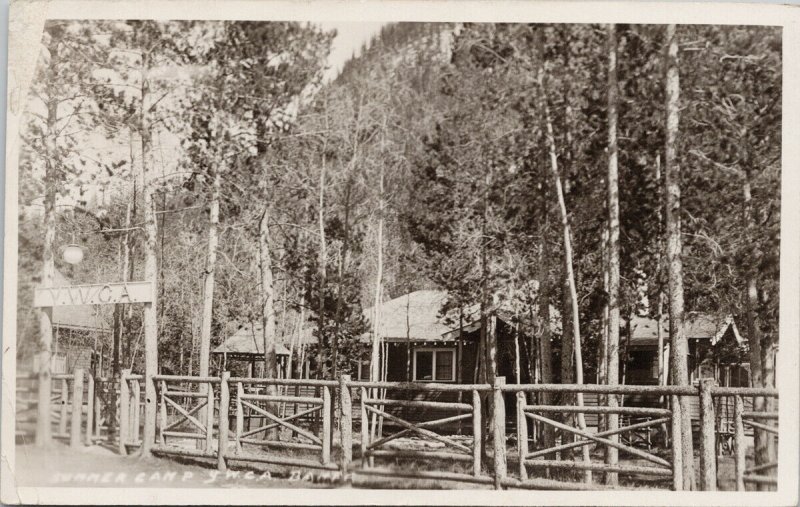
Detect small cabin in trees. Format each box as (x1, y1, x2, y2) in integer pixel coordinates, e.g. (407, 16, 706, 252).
(29, 269, 112, 376)
(598, 312, 752, 439)
(621, 313, 749, 389)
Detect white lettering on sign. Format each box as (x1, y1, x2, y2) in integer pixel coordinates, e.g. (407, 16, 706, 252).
(34, 281, 153, 307)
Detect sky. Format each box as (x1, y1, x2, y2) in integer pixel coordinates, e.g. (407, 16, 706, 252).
(319, 22, 387, 81)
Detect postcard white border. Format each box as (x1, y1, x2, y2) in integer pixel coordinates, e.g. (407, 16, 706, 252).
(3, 1, 798, 505)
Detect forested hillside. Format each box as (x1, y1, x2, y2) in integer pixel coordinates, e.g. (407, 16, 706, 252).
(19, 21, 780, 393)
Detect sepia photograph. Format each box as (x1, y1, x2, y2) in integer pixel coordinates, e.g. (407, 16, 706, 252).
(2, 1, 798, 504)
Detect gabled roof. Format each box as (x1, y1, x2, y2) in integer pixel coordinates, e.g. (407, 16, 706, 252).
(212, 322, 316, 356)
(50, 269, 110, 332)
(627, 313, 744, 348)
(363, 290, 455, 342)
(363, 289, 559, 343)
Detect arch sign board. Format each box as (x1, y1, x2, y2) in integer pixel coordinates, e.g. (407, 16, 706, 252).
(33, 281, 153, 307)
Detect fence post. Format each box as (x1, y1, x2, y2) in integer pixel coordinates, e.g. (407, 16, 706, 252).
(132, 380, 141, 442)
(235, 382, 244, 454)
(516, 391, 528, 481)
(142, 372, 156, 455)
(699, 379, 717, 491)
(339, 375, 353, 473)
(493, 377, 507, 490)
(70, 369, 84, 448)
(360, 387, 369, 468)
(218, 372, 230, 471)
(85, 372, 95, 446)
(734, 395, 745, 491)
(159, 380, 168, 446)
(322, 385, 332, 465)
(59, 378, 69, 436)
(670, 394, 684, 491)
(206, 380, 214, 451)
(472, 390, 482, 477)
(119, 370, 130, 455)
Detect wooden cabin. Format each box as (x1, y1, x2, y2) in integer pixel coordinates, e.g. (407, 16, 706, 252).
(621, 313, 749, 389)
(583, 313, 752, 438)
(359, 290, 537, 427)
(362, 290, 533, 385)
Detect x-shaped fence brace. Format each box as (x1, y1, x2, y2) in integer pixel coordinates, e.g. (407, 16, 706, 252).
(359, 389, 481, 476)
(233, 382, 331, 464)
(734, 395, 778, 490)
(516, 397, 674, 481)
(158, 380, 214, 450)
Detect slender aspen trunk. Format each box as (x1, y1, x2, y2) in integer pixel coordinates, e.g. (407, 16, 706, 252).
(369, 166, 384, 439)
(140, 45, 159, 457)
(605, 23, 621, 485)
(125, 139, 137, 364)
(664, 24, 695, 489)
(742, 167, 775, 484)
(332, 182, 353, 378)
(536, 28, 590, 481)
(371, 167, 384, 382)
(259, 205, 279, 438)
(317, 152, 327, 379)
(259, 207, 279, 381)
(35, 28, 60, 448)
(199, 153, 220, 382)
(537, 185, 555, 455)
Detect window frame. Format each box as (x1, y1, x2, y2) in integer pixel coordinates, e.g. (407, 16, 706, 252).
(412, 346, 456, 382)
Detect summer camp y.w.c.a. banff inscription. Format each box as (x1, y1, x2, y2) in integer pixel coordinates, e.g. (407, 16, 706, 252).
(2, 1, 799, 505)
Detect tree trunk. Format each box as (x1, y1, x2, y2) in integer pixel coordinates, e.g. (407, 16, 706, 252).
(35, 28, 60, 448)
(199, 153, 220, 382)
(742, 168, 775, 486)
(259, 207, 279, 381)
(140, 46, 159, 457)
(605, 22, 621, 486)
(332, 180, 353, 378)
(317, 152, 327, 379)
(536, 28, 590, 481)
(258, 205, 279, 438)
(371, 167, 384, 382)
(664, 23, 695, 490)
(537, 259, 556, 450)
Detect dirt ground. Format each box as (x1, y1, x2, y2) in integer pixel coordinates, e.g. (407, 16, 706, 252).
(12, 443, 334, 489)
(11, 441, 753, 491)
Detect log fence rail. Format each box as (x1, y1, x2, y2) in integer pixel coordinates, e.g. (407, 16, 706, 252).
(21, 372, 778, 491)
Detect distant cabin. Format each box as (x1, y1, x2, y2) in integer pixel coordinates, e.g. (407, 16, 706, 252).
(621, 313, 749, 388)
(212, 322, 317, 378)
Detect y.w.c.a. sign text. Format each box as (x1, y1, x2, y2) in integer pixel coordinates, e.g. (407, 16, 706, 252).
(33, 281, 153, 307)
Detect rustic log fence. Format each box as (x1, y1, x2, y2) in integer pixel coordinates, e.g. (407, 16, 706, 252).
(709, 385, 779, 491)
(345, 378, 494, 486)
(502, 383, 695, 490)
(146, 374, 220, 461)
(22, 371, 779, 491)
(224, 376, 339, 472)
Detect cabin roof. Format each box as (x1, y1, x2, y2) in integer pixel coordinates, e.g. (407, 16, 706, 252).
(212, 322, 317, 356)
(363, 290, 456, 342)
(363, 289, 559, 343)
(626, 313, 744, 348)
(50, 269, 111, 332)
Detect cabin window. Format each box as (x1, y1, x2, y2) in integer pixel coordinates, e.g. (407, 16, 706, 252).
(413, 348, 456, 382)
